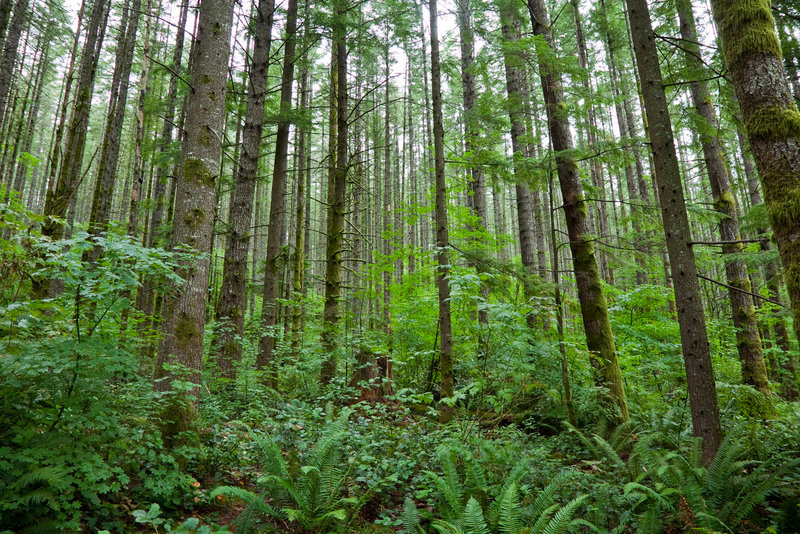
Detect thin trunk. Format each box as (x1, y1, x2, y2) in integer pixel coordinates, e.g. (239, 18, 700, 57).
(429, 0, 454, 422)
(215, 0, 275, 379)
(0, 0, 28, 132)
(676, 0, 771, 400)
(527, 0, 629, 422)
(320, 1, 348, 384)
(627, 0, 721, 463)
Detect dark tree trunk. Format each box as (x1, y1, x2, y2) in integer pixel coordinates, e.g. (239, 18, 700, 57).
(88, 0, 142, 242)
(0, 0, 28, 133)
(626, 0, 722, 463)
(526, 0, 629, 422)
(676, 0, 772, 400)
(257, 0, 297, 378)
(320, 0, 348, 384)
(153, 0, 235, 441)
(214, 0, 275, 379)
(429, 0, 454, 422)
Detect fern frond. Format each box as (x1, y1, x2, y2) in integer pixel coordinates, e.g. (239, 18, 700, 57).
(496, 483, 521, 534)
(432, 519, 466, 534)
(210, 486, 280, 518)
(402, 497, 423, 534)
(529, 472, 565, 520)
(462, 497, 491, 534)
(539, 495, 587, 534)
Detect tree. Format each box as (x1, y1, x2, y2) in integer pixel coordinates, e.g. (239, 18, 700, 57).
(626, 0, 722, 463)
(708, 0, 800, 356)
(153, 0, 235, 440)
(675, 0, 771, 399)
(526, 0, 629, 422)
(428, 0, 454, 422)
(215, 0, 275, 379)
(320, 0, 349, 384)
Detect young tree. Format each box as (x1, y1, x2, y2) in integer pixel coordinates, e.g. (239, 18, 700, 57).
(626, 0, 722, 463)
(153, 0, 235, 440)
(708, 0, 800, 355)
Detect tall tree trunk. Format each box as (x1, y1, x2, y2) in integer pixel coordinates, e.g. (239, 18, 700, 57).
(709, 0, 800, 357)
(0, 0, 28, 133)
(676, 0, 771, 399)
(320, 0, 348, 384)
(290, 60, 309, 360)
(88, 0, 142, 242)
(498, 0, 540, 330)
(526, 0, 629, 422)
(626, 0, 721, 463)
(429, 0, 454, 422)
(457, 0, 490, 336)
(214, 0, 275, 379)
(152, 0, 234, 441)
(257, 0, 297, 378)
(37, 0, 109, 297)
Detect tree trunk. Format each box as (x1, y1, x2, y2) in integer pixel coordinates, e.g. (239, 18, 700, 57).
(676, 0, 771, 400)
(0, 0, 28, 133)
(153, 0, 234, 441)
(320, 1, 348, 384)
(709, 0, 800, 360)
(428, 0, 454, 422)
(88, 0, 142, 242)
(526, 0, 629, 422)
(256, 0, 297, 379)
(214, 0, 275, 379)
(626, 0, 722, 463)
(37, 0, 109, 296)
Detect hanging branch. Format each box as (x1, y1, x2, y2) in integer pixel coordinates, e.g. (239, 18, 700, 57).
(697, 274, 785, 308)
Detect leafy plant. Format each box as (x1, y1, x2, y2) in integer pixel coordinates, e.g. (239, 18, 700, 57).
(212, 409, 383, 533)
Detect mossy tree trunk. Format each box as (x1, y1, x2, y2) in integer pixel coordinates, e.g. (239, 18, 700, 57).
(709, 0, 800, 372)
(0, 0, 28, 134)
(626, 0, 722, 463)
(429, 0, 454, 422)
(214, 0, 275, 380)
(676, 0, 772, 400)
(320, 0, 348, 384)
(526, 0, 629, 423)
(153, 0, 234, 441)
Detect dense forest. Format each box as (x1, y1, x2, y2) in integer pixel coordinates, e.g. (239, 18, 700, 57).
(1, 0, 800, 531)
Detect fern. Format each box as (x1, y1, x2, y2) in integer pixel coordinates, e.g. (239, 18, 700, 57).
(537, 495, 587, 534)
(462, 497, 492, 534)
(401, 496, 424, 534)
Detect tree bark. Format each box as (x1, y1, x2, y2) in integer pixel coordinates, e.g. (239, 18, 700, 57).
(626, 0, 722, 463)
(526, 0, 629, 422)
(153, 0, 234, 441)
(88, 0, 142, 242)
(709, 0, 800, 362)
(0, 0, 28, 133)
(256, 0, 297, 379)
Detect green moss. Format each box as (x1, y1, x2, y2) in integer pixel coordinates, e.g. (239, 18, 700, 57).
(714, 190, 736, 213)
(765, 182, 800, 229)
(714, 0, 782, 67)
(200, 74, 213, 84)
(175, 314, 200, 345)
(183, 208, 205, 228)
(745, 106, 800, 141)
(183, 157, 214, 187)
